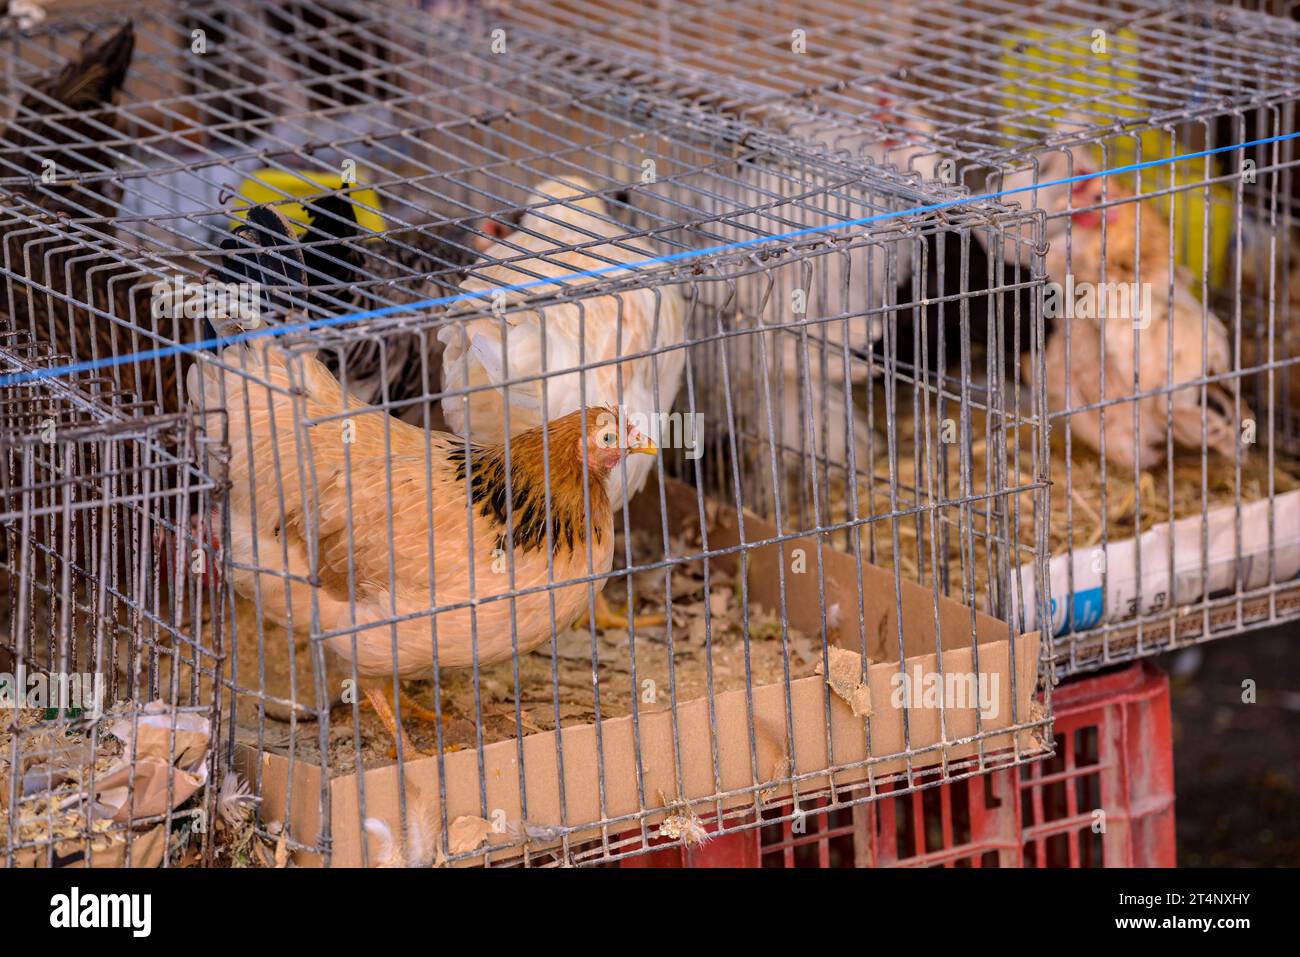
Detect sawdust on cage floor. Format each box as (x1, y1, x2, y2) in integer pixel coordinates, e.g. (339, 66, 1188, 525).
(832, 383, 1300, 611)
(230, 526, 821, 778)
(0, 710, 124, 859)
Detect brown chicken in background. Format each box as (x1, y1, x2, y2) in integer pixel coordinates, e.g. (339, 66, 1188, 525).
(1008, 151, 1249, 472)
(1, 21, 133, 221)
(187, 341, 656, 755)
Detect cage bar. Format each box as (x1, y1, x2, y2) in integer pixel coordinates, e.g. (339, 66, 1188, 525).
(0, 335, 223, 867)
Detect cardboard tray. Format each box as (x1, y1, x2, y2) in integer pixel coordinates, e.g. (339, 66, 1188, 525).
(244, 478, 1045, 866)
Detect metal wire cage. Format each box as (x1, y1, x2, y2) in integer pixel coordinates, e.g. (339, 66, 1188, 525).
(0, 335, 223, 867)
(501, 0, 1300, 673)
(1, 0, 1055, 867)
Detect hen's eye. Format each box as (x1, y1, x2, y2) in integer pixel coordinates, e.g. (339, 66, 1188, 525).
(599, 431, 617, 447)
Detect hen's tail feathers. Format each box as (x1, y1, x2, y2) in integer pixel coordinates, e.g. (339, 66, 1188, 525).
(2, 22, 135, 213)
(17, 20, 135, 115)
(300, 193, 477, 306)
(186, 340, 352, 422)
(466, 330, 544, 411)
(215, 204, 306, 287)
(206, 204, 306, 338)
(300, 192, 364, 297)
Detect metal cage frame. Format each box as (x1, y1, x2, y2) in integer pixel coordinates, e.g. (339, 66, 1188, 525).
(1, 334, 223, 867)
(497, 0, 1300, 674)
(0, 0, 1063, 867)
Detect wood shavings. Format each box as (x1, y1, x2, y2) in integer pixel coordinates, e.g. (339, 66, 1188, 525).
(750, 715, 792, 801)
(817, 647, 873, 719)
(657, 813, 710, 846)
(214, 802, 275, 868)
(481, 706, 546, 735)
(0, 703, 212, 867)
(762, 754, 791, 803)
(507, 819, 565, 843)
(0, 709, 117, 860)
(1027, 699, 1050, 747)
(243, 522, 821, 776)
(789, 636, 819, 669)
(273, 828, 290, 868)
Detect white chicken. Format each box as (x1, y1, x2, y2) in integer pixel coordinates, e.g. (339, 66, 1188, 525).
(438, 176, 687, 510)
(1005, 149, 1248, 472)
(757, 93, 944, 477)
(729, 93, 1034, 483)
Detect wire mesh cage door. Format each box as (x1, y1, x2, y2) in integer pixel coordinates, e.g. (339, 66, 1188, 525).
(207, 182, 1055, 868)
(214, 296, 1054, 869)
(0, 339, 224, 867)
(712, 208, 1051, 624)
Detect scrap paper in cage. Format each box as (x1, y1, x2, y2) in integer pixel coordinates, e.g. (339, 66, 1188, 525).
(1018, 490, 1300, 636)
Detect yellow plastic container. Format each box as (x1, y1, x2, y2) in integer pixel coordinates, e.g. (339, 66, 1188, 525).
(998, 27, 1235, 287)
(228, 169, 385, 237)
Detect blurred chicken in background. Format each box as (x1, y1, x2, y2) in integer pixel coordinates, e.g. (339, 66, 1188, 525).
(739, 93, 1036, 483)
(0, 23, 200, 411)
(1005, 149, 1249, 473)
(759, 94, 942, 478)
(0, 21, 132, 221)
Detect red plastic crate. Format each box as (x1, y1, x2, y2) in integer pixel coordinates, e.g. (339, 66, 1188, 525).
(1020, 658, 1176, 868)
(619, 814, 761, 868)
(620, 660, 1175, 868)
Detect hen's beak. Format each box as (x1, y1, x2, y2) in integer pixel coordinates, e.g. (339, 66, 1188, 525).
(629, 432, 658, 456)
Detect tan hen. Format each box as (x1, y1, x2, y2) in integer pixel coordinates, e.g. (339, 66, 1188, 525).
(187, 343, 655, 752)
(1010, 153, 1248, 472)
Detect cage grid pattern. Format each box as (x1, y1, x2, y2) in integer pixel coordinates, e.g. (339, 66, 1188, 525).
(503, 0, 1300, 170)
(501, 0, 1300, 673)
(1, 334, 223, 867)
(0, 0, 1118, 869)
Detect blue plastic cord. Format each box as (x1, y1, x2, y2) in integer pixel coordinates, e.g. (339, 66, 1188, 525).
(2, 128, 1297, 388)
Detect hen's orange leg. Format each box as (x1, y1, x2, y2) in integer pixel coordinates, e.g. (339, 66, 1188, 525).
(394, 688, 448, 726)
(359, 685, 448, 726)
(363, 684, 420, 760)
(364, 682, 458, 760)
(583, 590, 667, 631)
